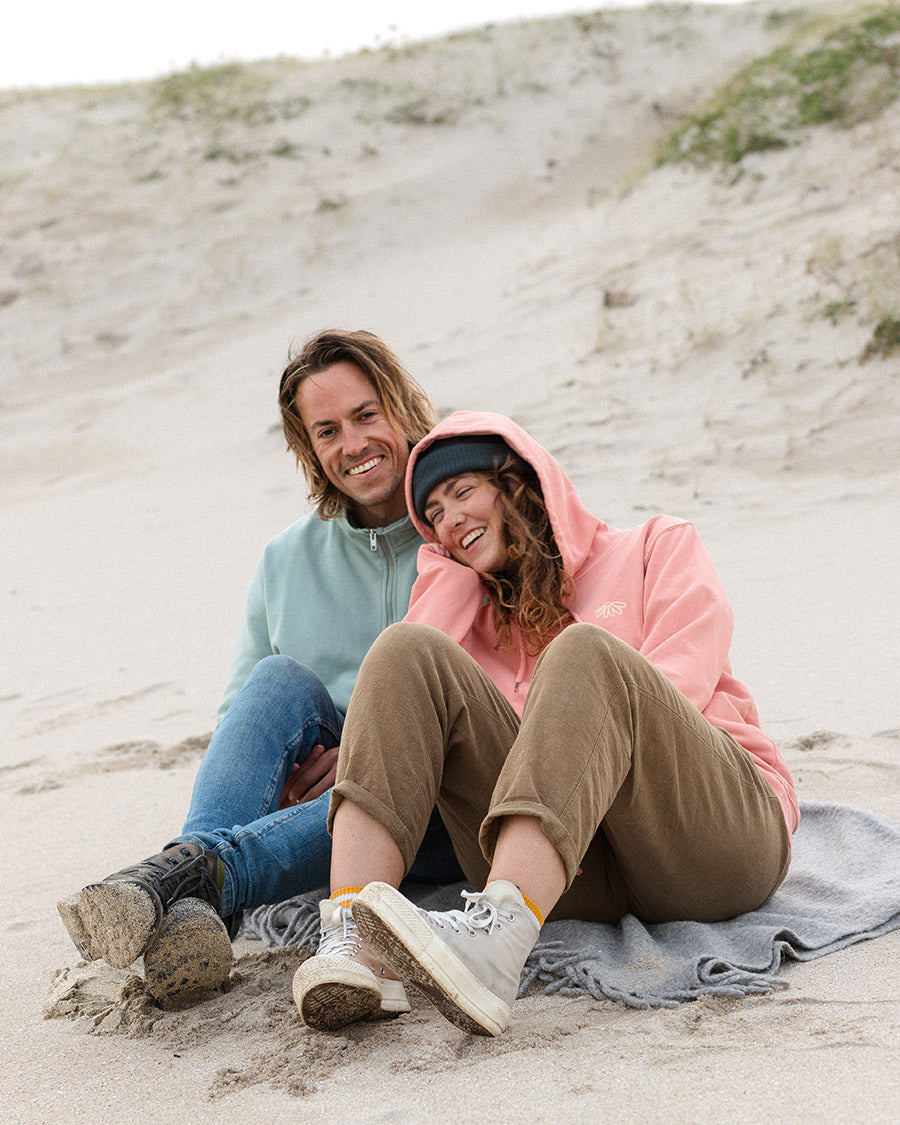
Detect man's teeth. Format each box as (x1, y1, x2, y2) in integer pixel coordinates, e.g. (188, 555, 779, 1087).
(348, 456, 382, 476)
(462, 528, 485, 549)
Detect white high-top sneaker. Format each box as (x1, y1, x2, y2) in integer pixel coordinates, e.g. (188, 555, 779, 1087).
(352, 880, 540, 1037)
(293, 899, 410, 1032)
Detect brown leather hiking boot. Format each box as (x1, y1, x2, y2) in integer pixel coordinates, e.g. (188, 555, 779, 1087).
(58, 841, 224, 970)
(142, 897, 233, 1008)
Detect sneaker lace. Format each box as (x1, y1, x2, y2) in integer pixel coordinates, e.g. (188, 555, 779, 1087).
(318, 906, 363, 957)
(428, 889, 515, 936)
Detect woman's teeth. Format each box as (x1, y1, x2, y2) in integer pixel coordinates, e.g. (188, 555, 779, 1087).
(462, 528, 485, 549)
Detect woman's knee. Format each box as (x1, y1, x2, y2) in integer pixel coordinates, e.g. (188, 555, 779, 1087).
(541, 622, 625, 665)
(534, 623, 646, 691)
(366, 621, 457, 667)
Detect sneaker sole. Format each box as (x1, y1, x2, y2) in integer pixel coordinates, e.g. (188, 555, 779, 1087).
(353, 884, 509, 1037)
(293, 955, 389, 1031)
(77, 881, 160, 968)
(143, 898, 233, 1009)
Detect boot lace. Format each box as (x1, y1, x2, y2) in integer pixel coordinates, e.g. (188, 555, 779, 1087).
(428, 889, 515, 936)
(318, 906, 363, 957)
(114, 845, 221, 911)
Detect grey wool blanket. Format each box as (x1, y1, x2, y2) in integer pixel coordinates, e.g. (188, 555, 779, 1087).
(242, 801, 900, 1009)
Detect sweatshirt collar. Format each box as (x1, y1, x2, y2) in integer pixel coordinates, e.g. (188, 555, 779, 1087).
(339, 510, 422, 548)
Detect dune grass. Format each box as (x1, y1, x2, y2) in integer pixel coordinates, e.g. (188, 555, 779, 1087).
(860, 312, 900, 361)
(658, 5, 900, 165)
(149, 61, 311, 126)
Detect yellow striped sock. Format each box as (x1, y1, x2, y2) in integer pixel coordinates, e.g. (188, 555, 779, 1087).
(330, 886, 363, 908)
(520, 892, 544, 928)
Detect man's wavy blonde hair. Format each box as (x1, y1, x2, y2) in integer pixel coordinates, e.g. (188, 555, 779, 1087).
(279, 330, 434, 519)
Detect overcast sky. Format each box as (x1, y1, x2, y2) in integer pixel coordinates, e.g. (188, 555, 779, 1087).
(2, 1, 669, 89)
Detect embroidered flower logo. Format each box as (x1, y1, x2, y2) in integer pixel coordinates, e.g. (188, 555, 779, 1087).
(595, 601, 626, 619)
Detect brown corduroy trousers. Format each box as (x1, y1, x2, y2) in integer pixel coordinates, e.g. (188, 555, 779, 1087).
(329, 622, 790, 924)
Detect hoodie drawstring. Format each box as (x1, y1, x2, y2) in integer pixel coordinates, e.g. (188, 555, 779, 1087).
(514, 648, 527, 694)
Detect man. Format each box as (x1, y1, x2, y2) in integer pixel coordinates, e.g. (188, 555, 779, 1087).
(57, 329, 459, 1008)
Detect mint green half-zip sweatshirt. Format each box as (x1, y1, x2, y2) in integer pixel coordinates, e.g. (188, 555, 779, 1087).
(217, 512, 423, 722)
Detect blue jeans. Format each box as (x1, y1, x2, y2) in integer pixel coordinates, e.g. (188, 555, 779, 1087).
(177, 655, 460, 918)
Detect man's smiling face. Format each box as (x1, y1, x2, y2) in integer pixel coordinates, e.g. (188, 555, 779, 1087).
(296, 361, 410, 528)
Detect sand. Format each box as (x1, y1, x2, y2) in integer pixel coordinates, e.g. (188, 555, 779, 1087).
(2, 2, 898, 1120)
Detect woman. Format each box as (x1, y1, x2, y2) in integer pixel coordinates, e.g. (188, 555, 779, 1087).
(293, 412, 797, 1037)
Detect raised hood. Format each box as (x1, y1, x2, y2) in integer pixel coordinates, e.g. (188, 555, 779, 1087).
(405, 411, 604, 575)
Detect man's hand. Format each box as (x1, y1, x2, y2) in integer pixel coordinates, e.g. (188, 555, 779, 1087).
(279, 743, 339, 808)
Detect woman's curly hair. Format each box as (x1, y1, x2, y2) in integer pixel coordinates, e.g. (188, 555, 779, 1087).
(480, 456, 574, 654)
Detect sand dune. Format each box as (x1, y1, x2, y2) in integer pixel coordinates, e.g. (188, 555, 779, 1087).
(2, 2, 898, 1119)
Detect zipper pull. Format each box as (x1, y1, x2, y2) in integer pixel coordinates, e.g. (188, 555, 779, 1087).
(369, 528, 378, 552)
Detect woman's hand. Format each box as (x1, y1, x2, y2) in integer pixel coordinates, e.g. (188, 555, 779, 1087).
(279, 743, 339, 808)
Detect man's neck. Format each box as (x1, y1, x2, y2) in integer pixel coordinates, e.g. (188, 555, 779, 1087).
(349, 499, 410, 529)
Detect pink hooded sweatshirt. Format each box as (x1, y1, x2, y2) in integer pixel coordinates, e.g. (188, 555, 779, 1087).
(403, 411, 799, 837)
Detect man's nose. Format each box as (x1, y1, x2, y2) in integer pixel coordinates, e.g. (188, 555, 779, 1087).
(343, 424, 368, 455)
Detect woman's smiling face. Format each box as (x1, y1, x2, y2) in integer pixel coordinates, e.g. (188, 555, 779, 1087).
(423, 472, 509, 574)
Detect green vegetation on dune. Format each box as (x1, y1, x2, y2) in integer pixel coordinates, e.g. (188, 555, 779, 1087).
(861, 312, 900, 361)
(149, 61, 311, 126)
(145, 60, 313, 163)
(658, 5, 900, 165)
